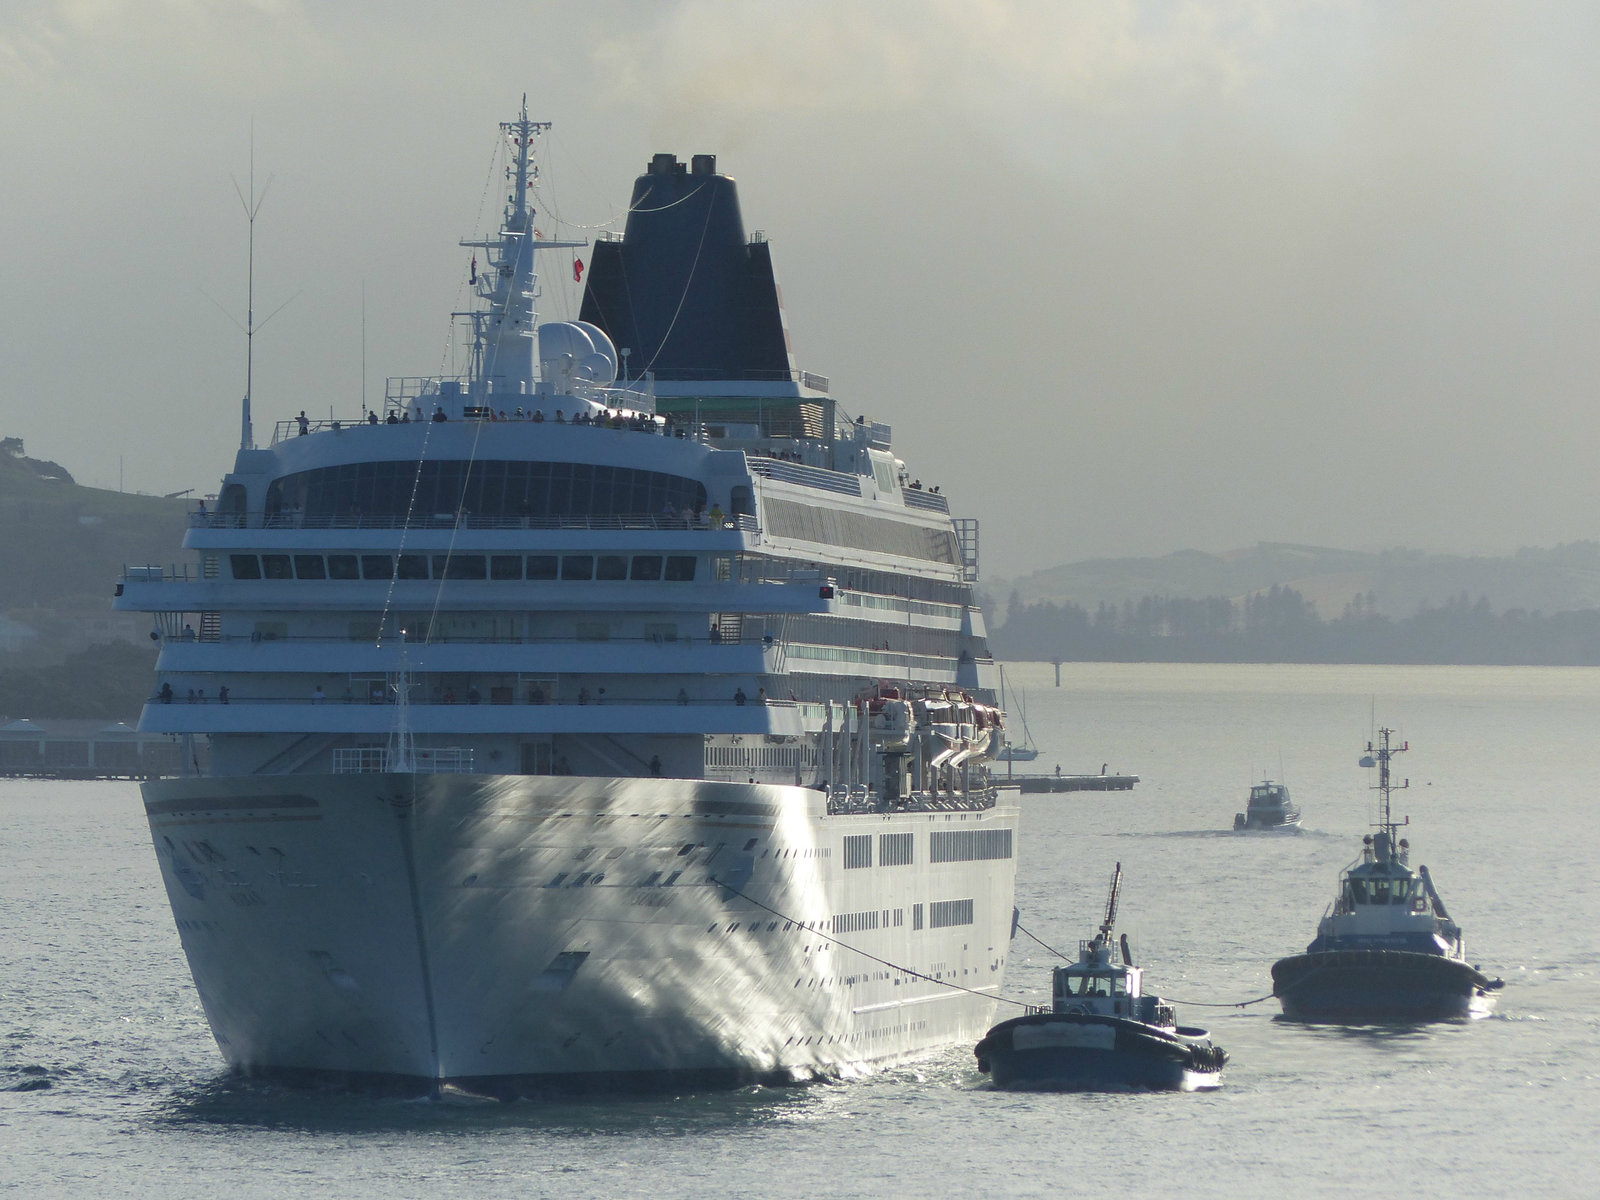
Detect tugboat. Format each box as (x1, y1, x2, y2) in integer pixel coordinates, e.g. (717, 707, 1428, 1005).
(1271, 729, 1503, 1022)
(975, 864, 1227, 1091)
(1234, 778, 1302, 831)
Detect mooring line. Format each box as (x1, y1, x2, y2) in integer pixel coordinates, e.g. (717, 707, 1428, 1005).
(711, 879, 1279, 1012)
(1013, 919, 1278, 1008)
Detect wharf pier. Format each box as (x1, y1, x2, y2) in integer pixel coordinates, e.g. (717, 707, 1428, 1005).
(1002, 773, 1140, 794)
(0, 718, 183, 780)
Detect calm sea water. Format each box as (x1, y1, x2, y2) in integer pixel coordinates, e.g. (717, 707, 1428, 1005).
(3, 663, 1597, 1198)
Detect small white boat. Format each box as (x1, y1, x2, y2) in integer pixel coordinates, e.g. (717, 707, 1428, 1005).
(975, 864, 1226, 1091)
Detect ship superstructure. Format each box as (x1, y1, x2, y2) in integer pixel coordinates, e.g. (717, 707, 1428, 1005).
(116, 105, 1018, 1092)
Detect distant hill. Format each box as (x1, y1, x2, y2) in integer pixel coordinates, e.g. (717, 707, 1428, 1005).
(0, 438, 188, 684)
(988, 541, 1600, 621)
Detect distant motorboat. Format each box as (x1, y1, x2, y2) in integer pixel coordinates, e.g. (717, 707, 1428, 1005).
(1234, 779, 1301, 831)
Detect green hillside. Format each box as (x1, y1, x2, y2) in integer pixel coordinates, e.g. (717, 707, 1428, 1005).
(0, 439, 188, 614)
(0, 438, 187, 719)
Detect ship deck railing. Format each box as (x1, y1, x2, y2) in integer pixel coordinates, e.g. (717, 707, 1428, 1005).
(271, 410, 675, 445)
(183, 512, 760, 534)
(332, 746, 474, 774)
(825, 784, 1000, 815)
(746, 457, 862, 497)
(901, 488, 951, 514)
(158, 629, 783, 647)
(149, 692, 811, 712)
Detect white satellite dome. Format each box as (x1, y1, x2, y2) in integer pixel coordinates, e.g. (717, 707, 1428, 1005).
(571, 320, 619, 377)
(539, 321, 619, 391)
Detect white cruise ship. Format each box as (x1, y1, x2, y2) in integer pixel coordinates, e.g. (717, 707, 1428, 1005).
(115, 104, 1019, 1094)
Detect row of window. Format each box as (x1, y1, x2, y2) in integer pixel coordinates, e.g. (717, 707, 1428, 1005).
(843, 829, 1010, 870)
(764, 497, 959, 565)
(703, 908, 981, 950)
(929, 829, 1014, 864)
(230, 552, 699, 583)
(835, 910, 883, 934)
(265, 460, 708, 521)
(928, 898, 975, 929)
(879, 832, 914, 866)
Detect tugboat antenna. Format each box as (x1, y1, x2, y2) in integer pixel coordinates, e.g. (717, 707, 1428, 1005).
(1369, 727, 1409, 835)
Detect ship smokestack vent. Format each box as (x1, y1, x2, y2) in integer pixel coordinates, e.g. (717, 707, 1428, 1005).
(649, 153, 685, 176)
(691, 154, 718, 176)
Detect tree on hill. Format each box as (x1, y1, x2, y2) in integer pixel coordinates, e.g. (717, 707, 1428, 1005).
(990, 586, 1600, 665)
(1, 437, 75, 484)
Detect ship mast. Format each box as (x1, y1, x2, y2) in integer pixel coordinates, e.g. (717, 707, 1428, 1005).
(1366, 727, 1409, 839)
(455, 96, 584, 399)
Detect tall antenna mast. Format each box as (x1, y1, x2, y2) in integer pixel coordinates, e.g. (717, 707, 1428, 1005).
(1367, 727, 1409, 835)
(235, 126, 271, 452)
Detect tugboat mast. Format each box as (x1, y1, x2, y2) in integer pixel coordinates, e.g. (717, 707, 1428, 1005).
(1367, 727, 1409, 839)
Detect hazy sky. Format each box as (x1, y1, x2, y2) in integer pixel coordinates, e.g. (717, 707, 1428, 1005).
(4, 1, 1599, 576)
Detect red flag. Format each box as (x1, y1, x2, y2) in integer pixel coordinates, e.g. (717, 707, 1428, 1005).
(573, 258, 584, 283)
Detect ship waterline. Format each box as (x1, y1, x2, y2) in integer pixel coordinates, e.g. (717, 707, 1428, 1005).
(147, 773, 1020, 1087)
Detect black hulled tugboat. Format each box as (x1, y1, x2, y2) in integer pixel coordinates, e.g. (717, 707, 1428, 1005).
(975, 865, 1227, 1091)
(1271, 729, 1502, 1022)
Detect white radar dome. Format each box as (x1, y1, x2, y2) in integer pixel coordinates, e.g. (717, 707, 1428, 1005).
(538, 321, 596, 371)
(571, 321, 619, 377)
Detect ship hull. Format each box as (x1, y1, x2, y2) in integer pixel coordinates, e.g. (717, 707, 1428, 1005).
(975, 1014, 1225, 1092)
(143, 773, 1019, 1090)
(1271, 949, 1499, 1023)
